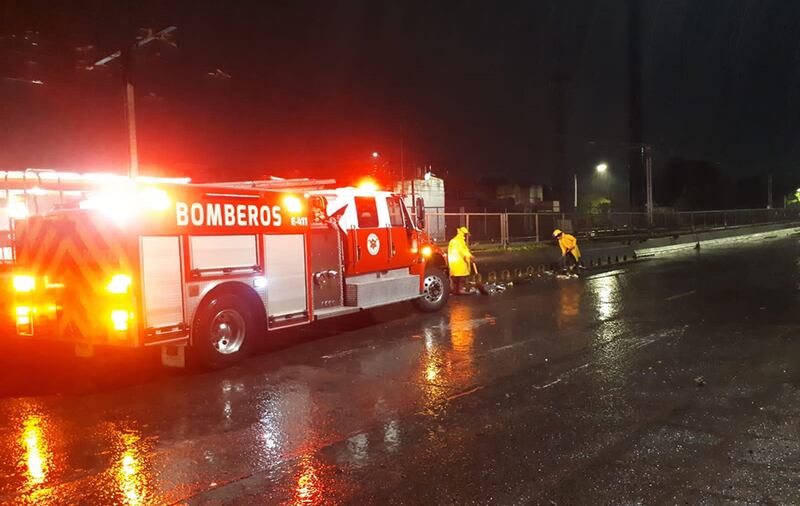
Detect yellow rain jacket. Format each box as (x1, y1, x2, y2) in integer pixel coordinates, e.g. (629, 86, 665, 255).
(447, 230, 473, 276)
(558, 233, 581, 260)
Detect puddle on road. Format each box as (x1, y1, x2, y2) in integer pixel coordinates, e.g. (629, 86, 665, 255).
(417, 303, 479, 399)
(0, 273, 671, 505)
(0, 403, 158, 506)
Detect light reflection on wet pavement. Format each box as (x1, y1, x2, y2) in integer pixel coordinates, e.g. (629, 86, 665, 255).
(1, 239, 800, 504)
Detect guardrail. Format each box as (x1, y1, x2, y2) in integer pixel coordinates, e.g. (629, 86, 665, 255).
(425, 208, 800, 246)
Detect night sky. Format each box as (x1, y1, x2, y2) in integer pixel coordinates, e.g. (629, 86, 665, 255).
(2, 1, 800, 190)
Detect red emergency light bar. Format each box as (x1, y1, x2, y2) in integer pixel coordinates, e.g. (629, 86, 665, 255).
(0, 170, 191, 192)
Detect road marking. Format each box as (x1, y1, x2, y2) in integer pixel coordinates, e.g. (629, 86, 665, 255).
(585, 269, 626, 280)
(447, 385, 484, 401)
(533, 378, 562, 390)
(531, 325, 689, 390)
(321, 348, 361, 359)
(533, 363, 589, 389)
(666, 290, 696, 301)
(487, 343, 519, 354)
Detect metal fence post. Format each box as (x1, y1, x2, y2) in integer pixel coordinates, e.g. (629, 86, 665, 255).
(535, 213, 540, 242)
(500, 213, 505, 247)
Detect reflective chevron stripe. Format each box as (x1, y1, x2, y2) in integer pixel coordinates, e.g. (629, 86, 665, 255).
(16, 213, 137, 345)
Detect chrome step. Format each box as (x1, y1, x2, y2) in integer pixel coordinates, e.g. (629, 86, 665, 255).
(313, 306, 361, 320)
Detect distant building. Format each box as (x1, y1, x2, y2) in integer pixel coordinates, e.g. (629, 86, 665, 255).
(496, 184, 544, 205)
(395, 174, 446, 242)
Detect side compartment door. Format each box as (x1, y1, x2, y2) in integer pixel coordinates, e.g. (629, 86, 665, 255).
(140, 236, 185, 340)
(264, 234, 309, 328)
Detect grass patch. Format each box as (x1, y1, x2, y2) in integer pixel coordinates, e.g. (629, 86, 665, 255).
(470, 241, 551, 254)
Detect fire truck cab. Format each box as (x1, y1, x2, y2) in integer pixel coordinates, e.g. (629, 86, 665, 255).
(11, 180, 448, 368)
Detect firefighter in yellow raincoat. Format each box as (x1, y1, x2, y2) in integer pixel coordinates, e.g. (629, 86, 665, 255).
(553, 229, 582, 273)
(448, 226, 473, 294)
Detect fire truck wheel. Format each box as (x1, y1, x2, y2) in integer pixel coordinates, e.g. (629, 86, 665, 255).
(415, 267, 449, 312)
(192, 293, 253, 368)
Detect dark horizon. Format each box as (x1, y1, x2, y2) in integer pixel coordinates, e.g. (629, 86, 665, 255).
(3, 1, 800, 198)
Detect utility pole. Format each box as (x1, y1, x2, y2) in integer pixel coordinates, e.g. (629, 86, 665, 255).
(644, 145, 653, 224)
(90, 26, 177, 179)
(121, 48, 139, 179)
(411, 162, 416, 221)
(573, 173, 578, 211)
(627, 0, 644, 211)
(767, 174, 773, 209)
(400, 138, 405, 197)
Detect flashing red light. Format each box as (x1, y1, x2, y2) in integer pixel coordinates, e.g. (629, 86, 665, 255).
(358, 179, 379, 192)
(283, 195, 303, 214)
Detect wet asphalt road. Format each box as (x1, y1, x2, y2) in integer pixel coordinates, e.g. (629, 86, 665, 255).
(2, 238, 800, 505)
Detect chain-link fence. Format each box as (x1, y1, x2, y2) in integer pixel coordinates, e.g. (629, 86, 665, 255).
(427, 208, 800, 246)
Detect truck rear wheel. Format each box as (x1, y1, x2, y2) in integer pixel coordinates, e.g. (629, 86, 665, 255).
(192, 293, 253, 369)
(414, 267, 449, 312)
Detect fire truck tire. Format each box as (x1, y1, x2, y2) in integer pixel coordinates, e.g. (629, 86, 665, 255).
(191, 293, 253, 369)
(414, 267, 449, 312)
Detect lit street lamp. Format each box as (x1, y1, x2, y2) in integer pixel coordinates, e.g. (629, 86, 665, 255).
(574, 163, 610, 210)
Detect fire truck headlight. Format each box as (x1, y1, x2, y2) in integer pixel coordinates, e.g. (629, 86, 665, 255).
(107, 274, 132, 294)
(283, 195, 303, 214)
(110, 310, 132, 331)
(13, 275, 35, 292)
(421, 245, 433, 258)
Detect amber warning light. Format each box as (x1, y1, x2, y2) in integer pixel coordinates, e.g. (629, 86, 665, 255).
(13, 275, 35, 292)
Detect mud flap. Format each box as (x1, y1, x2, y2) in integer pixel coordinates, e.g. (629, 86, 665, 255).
(74, 343, 94, 357)
(161, 345, 186, 368)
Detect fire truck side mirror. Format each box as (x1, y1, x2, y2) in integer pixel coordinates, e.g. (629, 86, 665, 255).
(415, 197, 425, 229)
(310, 195, 328, 223)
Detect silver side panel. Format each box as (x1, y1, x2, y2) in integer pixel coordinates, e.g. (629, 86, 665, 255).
(141, 236, 184, 328)
(310, 226, 344, 310)
(264, 234, 308, 320)
(345, 268, 421, 309)
(190, 235, 257, 270)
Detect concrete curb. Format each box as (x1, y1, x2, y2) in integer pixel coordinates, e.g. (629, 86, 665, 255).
(472, 222, 800, 284)
(632, 222, 800, 257)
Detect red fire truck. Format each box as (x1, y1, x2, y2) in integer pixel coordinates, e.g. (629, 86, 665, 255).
(11, 179, 449, 368)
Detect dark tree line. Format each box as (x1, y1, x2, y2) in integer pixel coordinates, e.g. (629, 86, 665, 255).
(654, 157, 796, 211)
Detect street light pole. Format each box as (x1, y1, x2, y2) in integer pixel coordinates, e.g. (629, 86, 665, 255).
(573, 173, 578, 211)
(643, 145, 653, 224)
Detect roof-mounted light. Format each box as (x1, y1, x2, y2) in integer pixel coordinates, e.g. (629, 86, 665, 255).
(358, 179, 379, 192)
